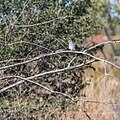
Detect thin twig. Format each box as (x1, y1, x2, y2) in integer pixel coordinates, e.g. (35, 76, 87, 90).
(8, 41, 52, 52)
(25, 79, 76, 102)
(15, 16, 77, 27)
(67, 57, 76, 67)
(78, 99, 118, 105)
(81, 108, 91, 120)
(11, 0, 31, 27)
(100, 60, 107, 120)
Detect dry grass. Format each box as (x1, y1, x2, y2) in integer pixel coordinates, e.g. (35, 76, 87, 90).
(79, 61, 120, 120)
(58, 60, 120, 120)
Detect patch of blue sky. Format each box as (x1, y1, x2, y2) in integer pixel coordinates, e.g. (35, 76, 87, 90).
(64, 0, 77, 8)
(110, 0, 120, 18)
(110, 0, 115, 4)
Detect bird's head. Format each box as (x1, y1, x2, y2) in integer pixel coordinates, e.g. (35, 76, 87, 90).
(68, 40, 72, 43)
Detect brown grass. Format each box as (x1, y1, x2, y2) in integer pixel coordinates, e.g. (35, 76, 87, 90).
(80, 61, 120, 120)
(57, 60, 120, 120)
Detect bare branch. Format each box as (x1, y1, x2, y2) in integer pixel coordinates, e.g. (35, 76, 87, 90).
(0, 50, 120, 70)
(25, 79, 76, 102)
(0, 59, 95, 94)
(27, 59, 96, 80)
(0, 75, 118, 106)
(0, 80, 24, 93)
(0, 76, 75, 102)
(84, 39, 120, 52)
(0, 58, 30, 64)
(0, 59, 96, 81)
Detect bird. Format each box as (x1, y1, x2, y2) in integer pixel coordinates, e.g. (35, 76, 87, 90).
(68, 40, 76, 51)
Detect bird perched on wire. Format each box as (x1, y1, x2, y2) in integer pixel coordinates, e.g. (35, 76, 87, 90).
(68, 40, 76, 51)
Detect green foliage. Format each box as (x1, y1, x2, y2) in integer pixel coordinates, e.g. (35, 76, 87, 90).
(92, 0, 120, 35)
(0, 0, 102, 119)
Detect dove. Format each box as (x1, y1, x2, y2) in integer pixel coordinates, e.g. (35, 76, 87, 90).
(68, 40, 76, 51)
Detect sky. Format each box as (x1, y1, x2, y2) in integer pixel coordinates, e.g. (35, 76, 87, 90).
(110, 0, 120, 18)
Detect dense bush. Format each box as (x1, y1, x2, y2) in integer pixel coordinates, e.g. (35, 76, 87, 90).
(0, 0, 102, 119)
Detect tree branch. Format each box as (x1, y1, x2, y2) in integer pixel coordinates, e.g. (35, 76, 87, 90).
(0, 74, 118, 106)
(0, 80, 24, 93)
(0, 76, 76, 102)
(0, 59, 96, 81)
(0, 50, 120, 70)
(84, 39, 120, 52)
(0, 59, 95, 95)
